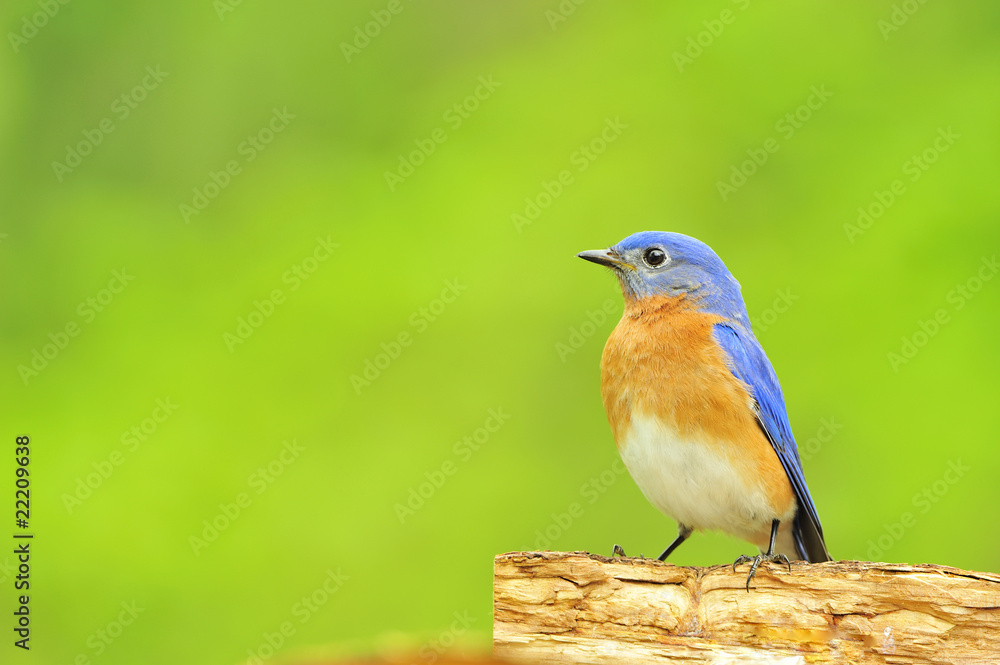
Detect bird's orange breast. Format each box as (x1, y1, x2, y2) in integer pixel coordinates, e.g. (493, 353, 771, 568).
(601, 294, 744, 440)
(600, 294, 794, 527)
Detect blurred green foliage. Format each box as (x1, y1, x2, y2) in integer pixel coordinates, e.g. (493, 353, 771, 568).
(1, 1, 999, 663)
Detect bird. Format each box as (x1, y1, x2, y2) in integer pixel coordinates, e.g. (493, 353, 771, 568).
(578, 231, 831, 590)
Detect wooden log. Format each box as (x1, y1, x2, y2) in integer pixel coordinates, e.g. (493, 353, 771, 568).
(493, 551, 1000, 664)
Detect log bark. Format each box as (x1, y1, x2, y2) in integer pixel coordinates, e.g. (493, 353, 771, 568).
(493, 551, 1000, 664)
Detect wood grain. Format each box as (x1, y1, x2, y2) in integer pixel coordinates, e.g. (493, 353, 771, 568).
(494, 551, 1000, 664)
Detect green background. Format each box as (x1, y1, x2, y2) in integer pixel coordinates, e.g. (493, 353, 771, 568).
(2, 1, 999, 663)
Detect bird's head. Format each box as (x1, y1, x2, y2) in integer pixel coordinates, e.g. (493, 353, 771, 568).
(578, 231, 746, 317)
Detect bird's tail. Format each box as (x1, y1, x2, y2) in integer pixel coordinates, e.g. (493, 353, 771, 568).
(792, 509, 832, 562)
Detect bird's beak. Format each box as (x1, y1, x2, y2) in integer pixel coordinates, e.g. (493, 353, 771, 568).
(577, 248, 633, 270)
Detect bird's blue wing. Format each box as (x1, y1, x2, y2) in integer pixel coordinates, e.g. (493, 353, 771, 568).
(712, 323, 831, 562)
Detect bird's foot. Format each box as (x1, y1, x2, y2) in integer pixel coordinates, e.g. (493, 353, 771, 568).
(611, 545, 647, 558)
(732, 552, 791, 592)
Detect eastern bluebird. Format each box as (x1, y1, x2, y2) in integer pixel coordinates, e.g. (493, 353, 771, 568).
(578, 231, 831, 589)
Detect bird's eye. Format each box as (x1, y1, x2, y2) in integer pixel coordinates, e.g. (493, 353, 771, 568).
(643, 247, 667, 267)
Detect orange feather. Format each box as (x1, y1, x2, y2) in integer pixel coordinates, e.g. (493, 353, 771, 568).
(600, 293, 795, 539)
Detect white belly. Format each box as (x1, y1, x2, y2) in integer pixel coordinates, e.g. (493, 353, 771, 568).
(619, 413, 792, 547)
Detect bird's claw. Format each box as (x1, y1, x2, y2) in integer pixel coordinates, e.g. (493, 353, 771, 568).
(612, 544, 626, 557)
(732, 552, 791, 591)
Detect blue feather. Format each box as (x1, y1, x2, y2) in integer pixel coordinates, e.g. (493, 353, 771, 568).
(711, 323, 831, 562)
